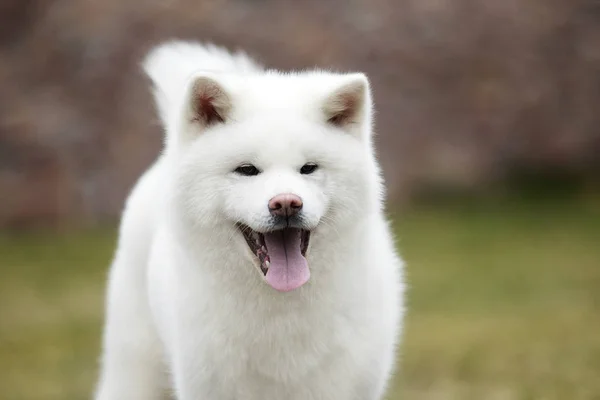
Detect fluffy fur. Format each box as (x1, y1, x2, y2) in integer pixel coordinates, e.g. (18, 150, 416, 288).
(95, 40, 405, 400)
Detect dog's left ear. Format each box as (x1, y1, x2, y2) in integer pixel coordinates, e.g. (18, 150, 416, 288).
(322, 73, 372, 138)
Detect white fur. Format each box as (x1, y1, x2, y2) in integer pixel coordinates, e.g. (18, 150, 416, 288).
(95, 41, 404, 400)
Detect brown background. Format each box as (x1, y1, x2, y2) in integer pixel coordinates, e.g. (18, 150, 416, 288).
(1, 0, 599, 228)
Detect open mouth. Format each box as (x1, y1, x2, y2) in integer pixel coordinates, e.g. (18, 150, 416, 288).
(238, 225, 311, 292)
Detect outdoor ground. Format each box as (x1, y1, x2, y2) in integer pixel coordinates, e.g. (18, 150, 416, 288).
(1, 199, 599, 399)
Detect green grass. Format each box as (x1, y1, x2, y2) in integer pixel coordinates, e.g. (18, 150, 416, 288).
(1, 200, 599, 399)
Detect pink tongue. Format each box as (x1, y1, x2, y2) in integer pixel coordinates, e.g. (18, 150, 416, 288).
(263, 228, 310, 292)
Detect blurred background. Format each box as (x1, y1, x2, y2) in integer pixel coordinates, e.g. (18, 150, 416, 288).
(0, 0, 599, 399)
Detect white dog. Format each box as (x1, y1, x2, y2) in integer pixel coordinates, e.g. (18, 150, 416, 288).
(95, 41, 404, 400)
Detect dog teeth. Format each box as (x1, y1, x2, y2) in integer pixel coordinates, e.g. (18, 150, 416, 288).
(265, 260, 270, 269)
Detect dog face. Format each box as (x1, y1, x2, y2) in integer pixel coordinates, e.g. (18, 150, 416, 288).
(165, 72, 381, 290)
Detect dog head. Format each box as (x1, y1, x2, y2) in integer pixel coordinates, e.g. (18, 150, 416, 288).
(146, 45, 382, 291)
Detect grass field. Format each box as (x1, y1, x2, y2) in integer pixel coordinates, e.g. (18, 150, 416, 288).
(1, 199, 599, 399)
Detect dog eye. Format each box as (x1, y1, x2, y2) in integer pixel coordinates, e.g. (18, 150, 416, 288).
(300, 163, 318, 175)
(235, 164, 261, 176)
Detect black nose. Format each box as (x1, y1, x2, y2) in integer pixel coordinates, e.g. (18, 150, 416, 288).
(268, 193, 303, 217)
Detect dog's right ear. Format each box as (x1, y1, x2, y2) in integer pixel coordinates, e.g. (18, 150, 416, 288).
(142, 41, 240, 149)
(161, 74, 233, 148)
(185, 76, 232, 128)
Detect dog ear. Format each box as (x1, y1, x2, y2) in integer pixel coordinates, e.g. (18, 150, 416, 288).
(185, 76, 232, 127)
(322, 74, 372, 137)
